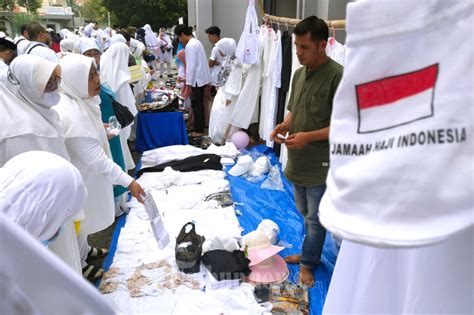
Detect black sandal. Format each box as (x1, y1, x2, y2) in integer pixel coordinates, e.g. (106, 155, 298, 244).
(86, 247, 109, 261)
(82, 264, 104, 280)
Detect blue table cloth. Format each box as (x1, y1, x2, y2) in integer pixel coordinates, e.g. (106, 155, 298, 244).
(135, 111, 188, 152)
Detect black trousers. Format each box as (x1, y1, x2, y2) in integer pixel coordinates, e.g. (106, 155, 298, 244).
(191, 85, 206, 133)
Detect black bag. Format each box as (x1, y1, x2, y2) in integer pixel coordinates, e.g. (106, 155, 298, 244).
(143, 51, 156, 63)
(112, 99, 134, 128)
(175, 222, 205, 274)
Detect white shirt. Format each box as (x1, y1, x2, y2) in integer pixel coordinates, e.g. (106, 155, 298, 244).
(26, 41, 59, 63)
(185, 38, 210, 87)
(14, 36, 30, 55)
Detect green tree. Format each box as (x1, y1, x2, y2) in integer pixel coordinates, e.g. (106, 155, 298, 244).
(80, 0, 108, 23)
(9, 12, 37, 35)
(1, 0, 16, 11)
(102, 0, 187, 28)
(16, 0, 41, 14)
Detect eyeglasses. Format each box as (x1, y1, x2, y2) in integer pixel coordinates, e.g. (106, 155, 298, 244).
(45, 75, 61, 92)
(7, 68, 19, 85)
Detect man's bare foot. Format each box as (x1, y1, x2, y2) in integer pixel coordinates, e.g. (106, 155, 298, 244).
(300, 265, 314, 287)
(284, 254, 301, 264)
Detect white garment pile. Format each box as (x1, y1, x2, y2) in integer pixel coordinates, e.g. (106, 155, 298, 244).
(101, 167, 269, 314)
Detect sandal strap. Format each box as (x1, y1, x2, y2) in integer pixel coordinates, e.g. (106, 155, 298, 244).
(82, 265, 103, 279)
(87, 247, 109, 259)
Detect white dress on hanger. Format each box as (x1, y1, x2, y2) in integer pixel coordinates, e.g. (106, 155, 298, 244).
(259, 29, 282, 147)
(279, 33, 301, 169)
(230, 25, 264, 129)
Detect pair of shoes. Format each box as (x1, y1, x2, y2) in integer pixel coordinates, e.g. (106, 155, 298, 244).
(82, 264, 104, 280)
(86, 247, 109, 261)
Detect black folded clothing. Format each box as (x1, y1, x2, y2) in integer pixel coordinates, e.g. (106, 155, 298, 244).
(137, 154, 222, 177)
(202, 250, 251, 281)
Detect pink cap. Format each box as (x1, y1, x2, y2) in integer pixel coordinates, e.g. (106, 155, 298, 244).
(246, 255, 289, 284)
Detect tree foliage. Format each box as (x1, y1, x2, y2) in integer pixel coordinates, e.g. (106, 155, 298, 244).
(16, 0, 41, 14)
(102, 0, 187, 29)
(9, 12, 37, 35)
(79, 0, 108, 23)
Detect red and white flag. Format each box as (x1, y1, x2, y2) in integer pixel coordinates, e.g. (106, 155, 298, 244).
(356, 64, 439, 133)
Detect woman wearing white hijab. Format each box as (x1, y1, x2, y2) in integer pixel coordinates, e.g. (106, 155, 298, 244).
(58, 38, 75, 58)
(132, 41, 152, 102)
(100, 42, 137, 171)
(54, 54, 145, 279)
(158, 27, 173, 78)
(143, 24, 160, 73)
(0, 151, 86, 244)
(109, 33, 127, 46)
(0, 151, 115, 315)
(208, 38, 240, 143)
(0, 54, 83, 274)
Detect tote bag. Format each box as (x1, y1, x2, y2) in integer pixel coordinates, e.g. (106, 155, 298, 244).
(235, 0, 260, 65)
(319, 0, 474, 248)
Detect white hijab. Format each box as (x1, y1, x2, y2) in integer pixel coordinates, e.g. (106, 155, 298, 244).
(109, 34, 126, 46)
(216, 38, 237, 58)
(134, 42, 146, 59)
(60, 39, 74, 52)
(79, 37, 100, 54)
(0, 151, 86, 241)
(100, 42, 137, 115)
(143, 24, 159, 49)
(54, 54, 105, 143)
(0, 54, 62, 140)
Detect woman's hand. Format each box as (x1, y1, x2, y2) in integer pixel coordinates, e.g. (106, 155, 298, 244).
(128, 180, 145, 203)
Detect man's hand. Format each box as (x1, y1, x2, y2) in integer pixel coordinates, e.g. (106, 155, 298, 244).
(270, 123, 289, 144)
(128, 180, 145, 204)
(284, 132, 310, 149)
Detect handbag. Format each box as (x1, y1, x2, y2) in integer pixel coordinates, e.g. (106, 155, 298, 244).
(175, 222, 205, 274)
(143, 50, 156, 63)
(111, 99, 134, 128)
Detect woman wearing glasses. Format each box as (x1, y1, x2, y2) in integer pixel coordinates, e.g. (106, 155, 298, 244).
(53, 54, 145, 280)
(0, 54, 83, 275)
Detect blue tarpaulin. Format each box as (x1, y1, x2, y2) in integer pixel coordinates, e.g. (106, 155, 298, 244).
(227, 145, 337, 315)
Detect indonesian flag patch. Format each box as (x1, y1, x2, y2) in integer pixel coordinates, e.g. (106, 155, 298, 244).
(356, 63, 439, 133)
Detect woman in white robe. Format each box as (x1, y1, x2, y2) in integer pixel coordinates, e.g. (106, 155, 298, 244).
(0, 54, 83, 274)
(158, 27, 173, 78)
(54, 54, 145, 279)
(143, 24, 160, 72)
(0, 151, 115, 315)
(100, 42, 137, 171)
(208, 38, 241, 144)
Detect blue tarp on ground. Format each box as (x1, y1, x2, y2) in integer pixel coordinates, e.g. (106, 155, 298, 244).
(226, 145, 336, 315)
(104, 145, 336, 315)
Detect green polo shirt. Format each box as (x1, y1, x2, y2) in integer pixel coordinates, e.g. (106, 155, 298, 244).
(284, 58, 343, 187)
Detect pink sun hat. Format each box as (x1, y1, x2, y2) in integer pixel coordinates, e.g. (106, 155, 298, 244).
(243, 230, 285, 266)
(247, 255, 289, 284)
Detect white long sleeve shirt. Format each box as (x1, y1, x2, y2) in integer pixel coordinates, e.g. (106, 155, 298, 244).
(66, 137, 133, 189)
(26, 42, 59, 63)
(185, 38, 210, 87)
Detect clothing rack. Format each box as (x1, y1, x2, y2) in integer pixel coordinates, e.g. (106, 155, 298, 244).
(264, 14, 346, 29)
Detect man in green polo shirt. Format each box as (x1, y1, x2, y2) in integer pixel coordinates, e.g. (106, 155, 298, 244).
(271, 16, 343, 287)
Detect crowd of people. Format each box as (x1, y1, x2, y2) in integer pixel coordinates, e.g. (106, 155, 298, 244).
(1, 2, 471, 313)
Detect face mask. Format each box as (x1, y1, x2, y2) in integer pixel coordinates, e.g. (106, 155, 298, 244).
(41, 92, 61, 108)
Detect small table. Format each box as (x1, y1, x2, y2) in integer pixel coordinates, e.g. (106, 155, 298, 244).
(135, 111, 189, 152)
